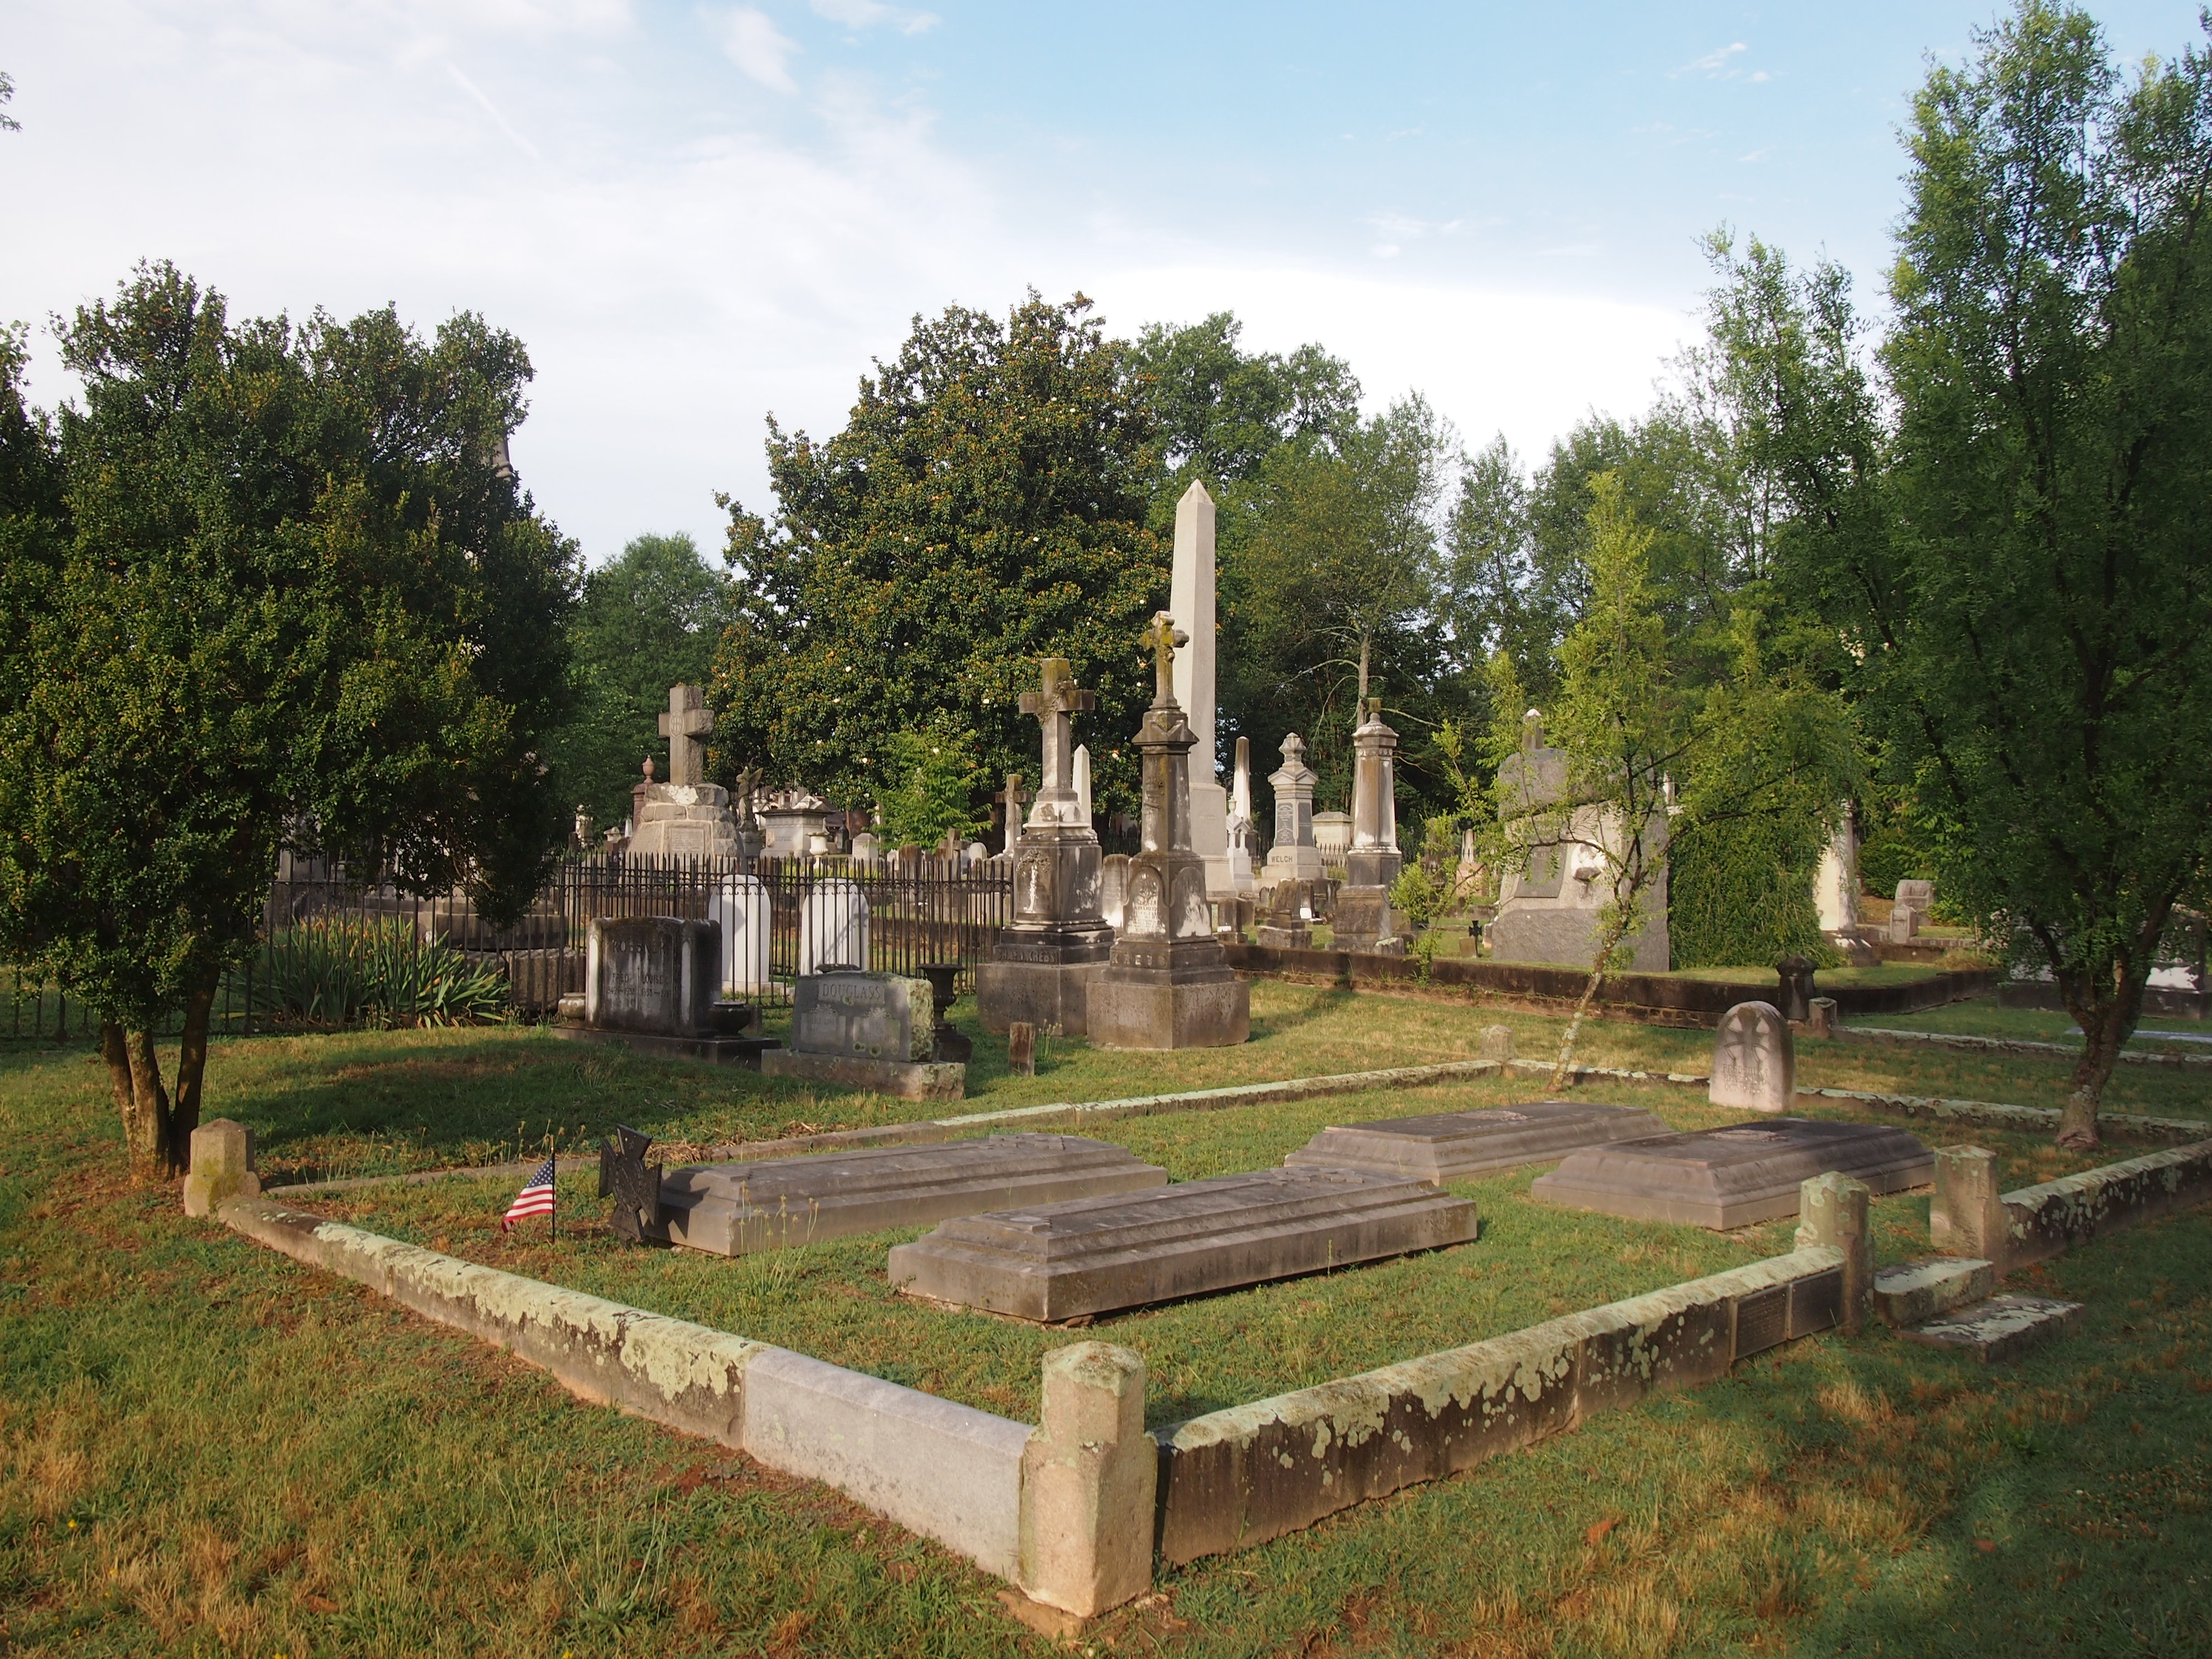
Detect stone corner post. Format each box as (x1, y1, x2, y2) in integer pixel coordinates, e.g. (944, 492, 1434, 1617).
(183, 1119, 262, 1218)
(1795, 1171, 1872, 1334)
(1930, 1144, 2006, 1269)
(1018, 1341, 1154, 1619)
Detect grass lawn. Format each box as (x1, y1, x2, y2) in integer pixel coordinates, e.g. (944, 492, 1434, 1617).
(3, 983, 2209, 1656)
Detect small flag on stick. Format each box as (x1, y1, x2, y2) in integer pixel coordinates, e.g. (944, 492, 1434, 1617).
(502, 1154, 557, 1233)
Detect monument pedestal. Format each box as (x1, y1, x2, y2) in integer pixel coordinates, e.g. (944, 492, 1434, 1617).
(1088, 963, 1250, 1050)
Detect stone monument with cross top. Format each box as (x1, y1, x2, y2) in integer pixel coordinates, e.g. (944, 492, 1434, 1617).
(1085, 615, 1249, 1050)
(626, 682, 747, 860)
(977, 658, 1116, 1036)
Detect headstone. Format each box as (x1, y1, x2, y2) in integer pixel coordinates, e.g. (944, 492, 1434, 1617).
(1888, 906, 1920, 944)
(978, 658, 1116, 1036)
(759, 969, 965, 1100)
(707, 874, 774, 996)
(1805, 996, 1838, 1039)
(613, 1131, 1165, 1255)
(996, 772, 1029, 856)
(1775, 956, 1817, 1024)
(1334, 699, 1406, 955)
(1168, 482, 1235, 898)
(964, 841, 990, 866)
(1530, 1118, 1933, 1229)
(1253, 879, 1312, 949)
(1073, 743, 1093, 827)
(1709, 1001, 1796, 1113)
(1479, 1024, 1514, 1063)
(585, 916, 720, 1036)
(761, 789, 829, 859)
(1226, 735, 1258, 892)
(1312, 810, 1353, 859)
(1259, 732, 1328, 892)
(182, 1119, 261, 1217)
(1085, 613, 1250, 1050)
(627, 684, 747, 857)
(796, 878, 870, 975)
(849, 831, 882, 866)
(1486, 709, 1669, 973)
(888, 1165, 1478, 1321)
(1895, 878, 1935, 912)
(1285, 1101, 1671, 1185)
(1099, 854, 1129, 931)
(1008, 1020, 1037, 1075)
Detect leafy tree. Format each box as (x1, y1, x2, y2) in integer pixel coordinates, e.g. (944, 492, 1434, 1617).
(0, 265, 577, 1177)
(1221, 395, 1461, 811)
(713, 292, 1164, 826)
(869, 727, 989, 849)
(546, 532, 736, 833)
(1713, 3, 2212, 1147)
(1128, 312, 1361, 512)
(1, 69, 20, 132)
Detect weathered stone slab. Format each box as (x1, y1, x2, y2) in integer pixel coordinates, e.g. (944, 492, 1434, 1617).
(647, 1135, 1166, 1256)
(1530, 1118, 1933, 1230)
(1284, 1101, 1671, 1185)
(1874, 1257, 1995, 1327)
(1898, 1294, 2084, 1362)
(585, 916, 719, 1036)
(887, 1167, 1477, 1322)
(792, 970, 932, 1061)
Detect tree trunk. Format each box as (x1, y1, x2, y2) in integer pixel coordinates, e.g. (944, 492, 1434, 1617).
(170, 964, 221, 1156)
(101, 1022, 139, 1148)
(123, 1029, 177, 1180)
(2057, 971, 2144, 1151)
(1550, 901, 1638, 1089)
(1356, 632, 1371, 712)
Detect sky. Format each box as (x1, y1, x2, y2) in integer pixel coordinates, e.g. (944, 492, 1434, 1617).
(3, 1, 2208, 564)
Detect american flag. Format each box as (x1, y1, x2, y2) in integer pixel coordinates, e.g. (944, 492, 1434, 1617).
(501, 1155, 557, 1231)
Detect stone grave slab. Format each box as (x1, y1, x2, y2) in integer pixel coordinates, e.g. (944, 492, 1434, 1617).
(887, 1166, 1478, 1322)
(1874, 1257, 1995, 1328)
(1530, 1118, 1933, 1230)
(1284, 1101, 1671, 1185)
(1897, 1294, 2084, 1363)
(642, 1135, 1166, 1257)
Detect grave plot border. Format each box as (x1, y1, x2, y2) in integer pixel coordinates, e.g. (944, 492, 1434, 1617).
(1930, 1136, 2212, 1271)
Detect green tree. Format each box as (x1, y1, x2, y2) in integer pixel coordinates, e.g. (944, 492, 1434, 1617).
(1, 69, 20, 132)
(0, 266, 577, 1177)
(713, 292, 1163, 827)
(1714, 3, 2212, 1147)
(869, 727, 989, 849)
(546, 532, 736, 833)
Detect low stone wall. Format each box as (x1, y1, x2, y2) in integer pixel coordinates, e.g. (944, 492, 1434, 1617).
(1839, 1024, 2212, 1071)
(1999, 980, 2209, 1020)
(1222, 945, 1992, 1028)
(1932, 1139, 2212, 1270)
(1151, 1246, 1845, 1564)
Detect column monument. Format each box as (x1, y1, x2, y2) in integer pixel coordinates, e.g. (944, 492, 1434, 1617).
(1087, 615, 1250, 1050)
(1331, 699, 1406, 954)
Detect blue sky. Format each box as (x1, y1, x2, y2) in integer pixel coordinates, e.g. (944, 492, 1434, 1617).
(2, 1, 2206, 561)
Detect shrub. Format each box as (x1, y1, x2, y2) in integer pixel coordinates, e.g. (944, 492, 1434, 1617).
(253, 917, 510, 1027)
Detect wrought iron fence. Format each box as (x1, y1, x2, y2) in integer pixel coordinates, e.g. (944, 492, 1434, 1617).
(3, 849, 1017, 1041)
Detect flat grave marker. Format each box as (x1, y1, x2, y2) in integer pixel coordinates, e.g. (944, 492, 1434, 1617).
(888, 1166, 1477, 1322)
(1531, 1118, 1933, 1230)
(607, 1132, 1167, 1256)
(1285, 1100, 1671, 1185)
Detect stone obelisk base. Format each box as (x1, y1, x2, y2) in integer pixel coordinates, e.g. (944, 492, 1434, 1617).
(977, 952, 1111, 1038)
(1087, 943, 1249, 1051)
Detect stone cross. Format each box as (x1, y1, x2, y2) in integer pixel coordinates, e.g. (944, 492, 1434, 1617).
(657, 684, 713, 787)
(1017, 657, 1097, 801)
(995, 772, 1028, 854)
(1142, 611, 1187, 707)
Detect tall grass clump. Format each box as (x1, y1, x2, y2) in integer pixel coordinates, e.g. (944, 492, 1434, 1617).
(253, 917, 510, 1028)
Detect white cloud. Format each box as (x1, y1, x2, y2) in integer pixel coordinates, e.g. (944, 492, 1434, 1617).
(717, 6, 799, 92)
(1675, 41, 1747, 78)
(810, 0, 939, 34)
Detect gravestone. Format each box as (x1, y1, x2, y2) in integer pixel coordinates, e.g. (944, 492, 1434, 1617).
(1486, 710, 1668, 972)
(849, 831, 882, 866)
(995, 772, 1029, 856)
(797, 878, 870, 974)
(610, 1130, 1166, 1256)
(1254, 880, 1312, 950)
(1099, 854, 1129, 931)
(627, 684, 747, 857)
(1259, 732, 1328, 892)
(1285, 1101, 1671, 1186)
(1333, 699, 1406, 955)
(1226, 735, 1259, 893)
(1167, 481, 1235, 899)
(707, 874, 773, 996)
(978, 658, 1115, 1036)
(558, 916, 774, 1064)
(1085, 613, 1250, 1050)
(888, 1166, 1477, 1322)
(1074, 743, 1092, 827)
(1775, 957, 1817, 1024)
(1530, 1118, 1933, 1229)
(760, 789, 829, 859)
(760, 970, 964, 1099)
(182, 1119, 261, 1217)
(1312, 809, 1353, 860)
(1709, 1001, 1796, 1113)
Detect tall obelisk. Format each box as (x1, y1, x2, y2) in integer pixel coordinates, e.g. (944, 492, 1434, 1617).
(1169, 480, 1234, 899)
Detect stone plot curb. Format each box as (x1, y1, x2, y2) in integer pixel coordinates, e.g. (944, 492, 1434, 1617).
(1150, 1244, 1847, 1564)
(1798, 1086, 2210, 1144)
(1839, 1024, 2212, 1070)
(1932, 1138, 2212, 1271)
